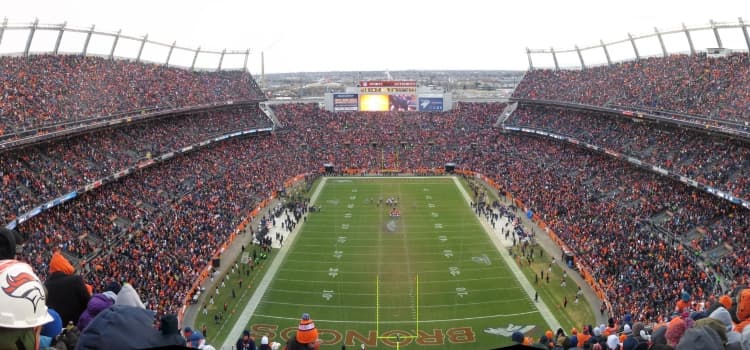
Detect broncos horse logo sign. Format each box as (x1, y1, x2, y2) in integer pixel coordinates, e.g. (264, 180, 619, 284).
(2, 270, 46, 313)
(483, 324, 536, 338)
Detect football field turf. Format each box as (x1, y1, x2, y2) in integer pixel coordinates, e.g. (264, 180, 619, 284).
(246, 177, 548, 348)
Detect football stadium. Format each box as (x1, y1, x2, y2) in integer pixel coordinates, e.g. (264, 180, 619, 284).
(1, 3, 750, 350)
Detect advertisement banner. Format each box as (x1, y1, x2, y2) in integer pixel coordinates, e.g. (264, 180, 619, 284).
(333, 94, 358, 112)
(418, 97, 444, 111)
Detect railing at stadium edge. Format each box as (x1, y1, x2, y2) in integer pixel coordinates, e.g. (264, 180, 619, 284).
(511, 98, 750, 142)
(501, 125, 750, 210)
(5, 125, 274, 230)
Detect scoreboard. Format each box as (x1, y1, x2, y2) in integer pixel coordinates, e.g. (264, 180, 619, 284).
(325, 80, 450, 112)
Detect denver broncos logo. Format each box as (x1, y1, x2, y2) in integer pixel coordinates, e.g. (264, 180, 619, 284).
(2, 272, 45, 313)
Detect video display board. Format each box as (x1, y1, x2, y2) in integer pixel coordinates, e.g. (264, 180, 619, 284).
(333, 94, 358, 112)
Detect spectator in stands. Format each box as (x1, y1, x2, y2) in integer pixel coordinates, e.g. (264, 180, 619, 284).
(285, 313, 321, 350)
(0, 260, 54, 350)
(0, 227, 21, 259)
(44, 251, 90, 326)
(236, 329, 256, 350)
(77, 281, 120, 331)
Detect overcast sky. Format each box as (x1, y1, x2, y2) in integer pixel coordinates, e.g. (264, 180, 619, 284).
(2, 0, 749, 73)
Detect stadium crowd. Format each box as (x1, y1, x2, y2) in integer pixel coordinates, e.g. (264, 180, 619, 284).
(2, 52, 750, 349)
(0, 55, 265, 134)
(512, 53, 750, 126)
(0, 105, 271, 223)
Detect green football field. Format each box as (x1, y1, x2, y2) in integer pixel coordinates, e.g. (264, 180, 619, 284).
(245, 177, 549, 348)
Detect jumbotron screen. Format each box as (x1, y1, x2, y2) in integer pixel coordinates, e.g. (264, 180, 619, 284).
(359, 94, 417, 112)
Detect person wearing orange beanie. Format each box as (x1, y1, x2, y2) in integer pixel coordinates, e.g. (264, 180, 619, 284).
(44, 251, 91, 326)
(285, 313, 320, 350)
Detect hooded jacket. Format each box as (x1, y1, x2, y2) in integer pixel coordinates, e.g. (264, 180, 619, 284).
(77, 291, 117, 331)
(45, 252, 91, 326)
(75, 305, 185, 350)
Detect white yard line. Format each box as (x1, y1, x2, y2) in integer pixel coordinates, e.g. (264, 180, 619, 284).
(451, 176, 562, 332)
(220, 177, 329, 350)
(252, 310, 540, 324)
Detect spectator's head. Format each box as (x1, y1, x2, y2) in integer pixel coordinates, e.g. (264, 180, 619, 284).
(115, 283, 145, 308)
(0, 260, 54, 349)
(242, 329, 251, 340)
(511, 331, 524, 343)
(261, 335, 269, 345)
(666, 317, 688, 346)
(735, 288, 750, 323)
(675, 326, 723, 350)
(77, 304, 185, 349)
(0, 228, 22, 259)
(606, 334, 619, 349)
(49, 251, 74, 275)
(296, 312, 319, 345)
(719, 295, 733, 310)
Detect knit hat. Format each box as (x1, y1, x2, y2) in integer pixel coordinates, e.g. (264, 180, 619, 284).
(261, 335, 269, 345)
(623, 324, 632, 334)
(709, 307, 734, 331)
(115, 283, 146, 309)
(511, 331, 524, 343)
(296, 313, 318, 344)
(719, 295, 733, 310)
(652, 325, 668, 345)
(546, 330, 554, 340)
(675, 326, 723, 350)
(49, 251, 74, 275)
(41, 309, 63, 338)
(242, 330, 250, 337)
(606, 334, 619, 349)
(593, 326, 603, 337)
(737, 289, 750, 322)
(666, 317, 688, 346)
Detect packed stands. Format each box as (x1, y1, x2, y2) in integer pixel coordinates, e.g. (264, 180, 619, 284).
(0, 55, 265, 134)
(0, 105, 272, 223)
(512, 53, 750, 125)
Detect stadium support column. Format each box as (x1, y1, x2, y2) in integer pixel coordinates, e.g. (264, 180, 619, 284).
(655, 27, 668, 57)
(600, 40, 611, 66)
(741, 18, 750, 52)
(136, 34, 148, 63)
(217, 49, 226, 71)
(243, 49, 250, 71)
(0, 18, 9, 48)
(526, 48, 534, 70)
(191, 46, 200, 71)
(53, 21, 66, 55)
(81, 24, 95, 56)
(24, 18, 39, 57)
(550, 47, 559, 70)
(710, 20, 723, 48)
(628, 33, 640, 60)
(575, 45, 585, 69)
(109, 29, 121, 60)
(683, 23, 695, 55)
(166, 41, 176, 67)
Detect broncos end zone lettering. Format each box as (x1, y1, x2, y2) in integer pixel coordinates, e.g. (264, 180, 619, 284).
(251, 324, 476, 347)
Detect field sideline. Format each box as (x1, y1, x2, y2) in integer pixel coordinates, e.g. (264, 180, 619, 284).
(222, 176, 556, 349)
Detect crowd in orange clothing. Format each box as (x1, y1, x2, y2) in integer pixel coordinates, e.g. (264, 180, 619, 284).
(0, 105, 271, 223)
(0, 55, 264, 133)
(513, 53, 750, 126)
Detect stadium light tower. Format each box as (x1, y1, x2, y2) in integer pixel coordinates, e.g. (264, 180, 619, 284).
(627, 33, 640, 60)
(710, 19, 723, 48)
(654, 27, 668, 57)
(683, 23, 696, 55)
(53, 22, 67, 55)
(742, 17, 750, 51)
(600, 40, 612, 65)
(24, 18, 39, 57)
(0, 17, 6, 47)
